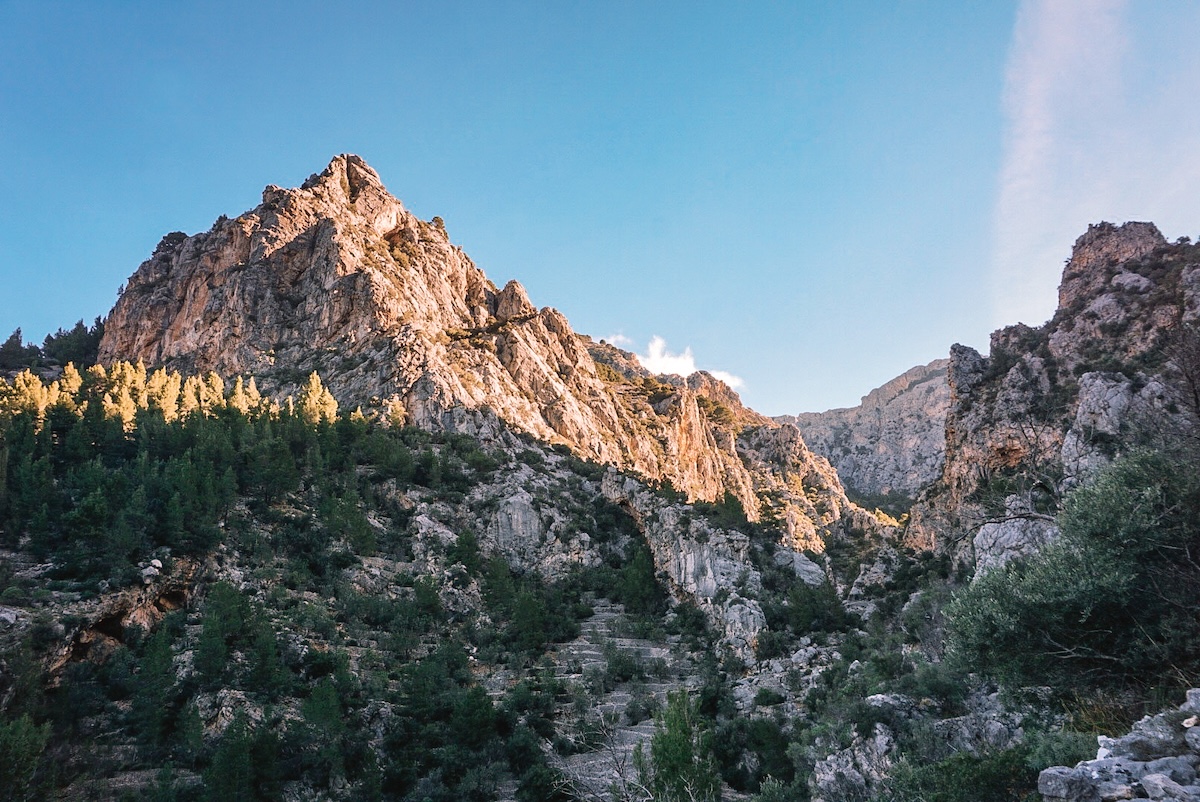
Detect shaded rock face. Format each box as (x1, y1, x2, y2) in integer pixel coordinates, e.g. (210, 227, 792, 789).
(810, 723, 896, 802)
(971, 495, 1059, 577)
(907, 222, 1196, 565)
(100, 154, 882, 551)
(782, 359, 950, 504)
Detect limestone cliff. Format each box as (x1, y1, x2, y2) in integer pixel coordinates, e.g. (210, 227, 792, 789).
(780, 359, 950, 506)
(907, 222, 1198, 569)
(99, 154, 880, 551)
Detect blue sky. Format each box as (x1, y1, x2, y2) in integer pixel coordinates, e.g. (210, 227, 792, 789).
(2, 2, 1198, 415)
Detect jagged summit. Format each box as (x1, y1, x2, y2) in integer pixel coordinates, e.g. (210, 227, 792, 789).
(1058, 221, 1165, 311)
(300, 153, 387, 196)
(99, 155, 882, 550)
(907, 220, 1199, 565)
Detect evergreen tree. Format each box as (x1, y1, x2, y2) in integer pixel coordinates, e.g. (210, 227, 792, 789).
(298, 372, 338, 425)
(0, 714, 50, 802)
(637, 690, 720, 802)
(204, 714, 256, 802)
(147, 368, 182, 421)
(0, 330, 39, 370)
(133, 627, 177, 752)
(303, 678, 347, 782)
(41, 317, 104, 368)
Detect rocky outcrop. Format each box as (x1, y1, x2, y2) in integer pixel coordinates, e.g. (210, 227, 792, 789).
(47, 559, 199, 681)
(1040, 690, 1200, 801)
(971, 496, 1058, 576)
(736, 422, 886, 551)
(782, 359, 950, 505)
(99, 154, 884, 552)
(810, 723, 896, 802)
(907, 223, 1197, 565)
(601, 471, 766, 660)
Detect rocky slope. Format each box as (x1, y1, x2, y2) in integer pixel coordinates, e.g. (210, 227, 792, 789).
(780, 359, 950, 507)
(0, 362, 891, 800)
(98, 154, 880, 552)
(907, 222, 1199, 570)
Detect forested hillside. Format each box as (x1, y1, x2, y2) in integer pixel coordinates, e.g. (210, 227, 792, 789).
(0, 362, 819, 800)
(7, 356, 1197, 801)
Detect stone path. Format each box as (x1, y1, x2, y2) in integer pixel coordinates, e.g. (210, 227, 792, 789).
(549, 599, 698, 801)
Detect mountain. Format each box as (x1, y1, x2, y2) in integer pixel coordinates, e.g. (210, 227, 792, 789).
(779, 359, 950, 510)
(907, 221, 1200, 571)
(11, 154, 1200, 802)
(99, 154, 880, 553)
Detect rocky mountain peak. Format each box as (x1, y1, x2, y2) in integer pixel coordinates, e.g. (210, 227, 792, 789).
(1058, 221, 1166, 313)
(98, 155, 885, 551)
(302, 153, 385, 193)
(908, 221, 1198, 568)
(494, 279, 537, 321)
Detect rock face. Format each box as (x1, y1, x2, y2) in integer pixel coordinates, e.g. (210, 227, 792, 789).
(99, 154, 882, 551)
(601, 471, 766, 660)
(781, 359, 950, 505)
(907, 222, 1196, 566)
(809, 723, 896, 802)
(1040, 690, 1200, 801)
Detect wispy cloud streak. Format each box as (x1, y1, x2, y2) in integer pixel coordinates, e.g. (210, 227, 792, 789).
(992, 0, 1129, 328)
(991, 1, 1200, 330)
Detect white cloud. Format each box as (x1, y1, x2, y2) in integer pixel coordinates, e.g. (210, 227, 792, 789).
(991, 0, 1200, 329)
(636, 335, 745, 389)
(708, 370, 746, 389)
(604, 333, 634, 347)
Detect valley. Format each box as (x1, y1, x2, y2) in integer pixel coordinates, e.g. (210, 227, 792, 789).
(3, 157, 1200, 801)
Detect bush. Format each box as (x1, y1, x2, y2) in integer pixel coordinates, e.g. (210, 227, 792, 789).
(638, 691, 720, 802)
(947, 452, 1200, 694)
(877, 730, 1095, 802)
(755, 630, 790, 661)
(880, 748, 1031, 802)
(753, 687, 785, 707)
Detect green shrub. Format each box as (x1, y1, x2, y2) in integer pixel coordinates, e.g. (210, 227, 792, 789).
(877, 730, 1095, 802)
(637, 690, 720, 802)
(947, 452, 1200, 694)
(755, 630, 790, 661)
(879, 747, 1032, 802)
(753, 687, 785, 707)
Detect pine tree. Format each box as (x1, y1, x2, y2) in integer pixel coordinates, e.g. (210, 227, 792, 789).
(57, 363, 83, 400)
(227, 377, 252, 415)
(204, 714, 255, 802)
(636, 690, 720, 802)
(0, 714, 50, 801)
(201, 372, 226, 412)
(0, 329, 39, 370)
(179, 375, 204, 418)
(132, 627, 176, 752)
(298, 372, 338, 424)
(244, 377, 264, 414)
(147, 368, 182, 422)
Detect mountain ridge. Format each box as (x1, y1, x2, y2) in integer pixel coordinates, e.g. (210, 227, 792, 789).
(907, 221, 1200, 568)
(778, 358, 950, 506)
(98, 154, 884, 552)
(7, 158, 1200, 801)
